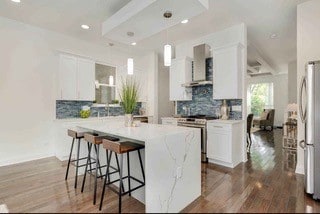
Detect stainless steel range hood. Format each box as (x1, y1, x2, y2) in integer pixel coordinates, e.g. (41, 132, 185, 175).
(182, 44, 212, 87)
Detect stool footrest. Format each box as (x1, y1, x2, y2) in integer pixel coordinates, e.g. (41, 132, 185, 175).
(70, 156, 88, 162)
(107, 182, 144, 196)
(105, 175, 145, 196)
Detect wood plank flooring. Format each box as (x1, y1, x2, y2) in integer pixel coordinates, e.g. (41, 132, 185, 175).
(1, 129, 320, 213)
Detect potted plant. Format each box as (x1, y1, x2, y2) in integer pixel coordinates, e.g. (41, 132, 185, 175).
(119, 77, 139, 127)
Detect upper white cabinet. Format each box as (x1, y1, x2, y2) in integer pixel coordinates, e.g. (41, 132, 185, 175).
(58, 54, 95, 101)
(59, 54, 77, 100)
(77, 58, 95, 101)
(169, 57, 192, 101)
(212, 43, 243, 99)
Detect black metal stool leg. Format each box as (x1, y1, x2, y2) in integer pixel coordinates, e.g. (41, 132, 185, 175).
(99, 150, 112, 211)
(127, 152, 131, 196)
(115, 153, 125, 193)
(65, 138, 75, 180)
(87, 142, 92, 173)
(94, 144, 103, 178)
(106, 150, 111, 183)
(74, 138, 81, 188)
(119, 154, 123, 214)
(93, 144, 100, 205)
(81, 143, 92, 193)
(137, 150, 145, 183)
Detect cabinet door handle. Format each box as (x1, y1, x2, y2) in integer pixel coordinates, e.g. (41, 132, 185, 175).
(213, 126, 223, 128)
(60, 90, 62, 99)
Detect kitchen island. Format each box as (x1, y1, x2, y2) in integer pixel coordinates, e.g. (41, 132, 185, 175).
(78, 121, 201, 213)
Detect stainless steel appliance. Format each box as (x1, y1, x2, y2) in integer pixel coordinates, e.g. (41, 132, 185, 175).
(299, 61, 320, 200)
(177, 115, 217, 162)
(182, 44, 213, 87)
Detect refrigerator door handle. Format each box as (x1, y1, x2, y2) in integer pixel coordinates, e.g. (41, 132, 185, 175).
(299, 140, 306, 150)
(299, 76, 307, 123)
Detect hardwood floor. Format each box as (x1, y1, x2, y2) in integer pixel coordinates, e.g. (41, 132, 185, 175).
(1, 129, 320, 213)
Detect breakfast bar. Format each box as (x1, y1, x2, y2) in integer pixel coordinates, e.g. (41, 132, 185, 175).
(78, 121, 201, 213)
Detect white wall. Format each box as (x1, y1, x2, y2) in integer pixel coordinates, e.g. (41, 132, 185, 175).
(175, 23, 248, 162)
(296, 0, 320, 174)
(247, 74, 288, 127)
(157, 55, 175, 123)
(288, 60, 297, 103)
(0, 16, 157, 166)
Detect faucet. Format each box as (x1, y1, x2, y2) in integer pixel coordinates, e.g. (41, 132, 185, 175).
(187, 107, 191, 116)
(105, 103, 110, 117)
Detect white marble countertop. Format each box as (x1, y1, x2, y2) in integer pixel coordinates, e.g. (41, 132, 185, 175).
(77, 120, 201, 212)
(78, 121, 199, 141)
(207, 119, 244, 124)
(54, 115, 152, 123)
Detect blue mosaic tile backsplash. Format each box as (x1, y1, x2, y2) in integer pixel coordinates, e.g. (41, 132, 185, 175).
(177, 58, 242, 120)
(56, 100, 142, 119)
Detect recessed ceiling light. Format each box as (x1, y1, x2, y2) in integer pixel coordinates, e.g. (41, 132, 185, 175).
(127, 32, 134, 37)
(11, 0, 21, 3)
(270, 33, 278, 39)
(81, 24, 90, 30)
(181, 19, 189, 24)
(131, 42, 137, 46)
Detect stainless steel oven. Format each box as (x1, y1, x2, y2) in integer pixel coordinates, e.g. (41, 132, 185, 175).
(178, 119, 208, 163)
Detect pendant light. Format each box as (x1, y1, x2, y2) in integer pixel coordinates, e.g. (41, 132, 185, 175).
(127, 58, 134, 75)
(163, 11, 172, 67)
(109, 75, 114, 86)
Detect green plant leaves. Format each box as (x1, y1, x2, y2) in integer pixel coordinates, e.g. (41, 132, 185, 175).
(119, 77, 139, 114)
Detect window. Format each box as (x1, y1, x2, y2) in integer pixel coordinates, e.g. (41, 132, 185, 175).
(247, 83, 274, 116)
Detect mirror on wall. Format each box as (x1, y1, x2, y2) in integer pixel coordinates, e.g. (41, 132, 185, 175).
(95, 63, 117, 104)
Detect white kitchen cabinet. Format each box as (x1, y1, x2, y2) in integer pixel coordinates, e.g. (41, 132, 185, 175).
(206, 120, 243, 168)
(77, 58, 95, 101)
(169, 57, 192, 101)
(59, 54, 77, 100)
(161, 117, 178, 126)
(58, 54, 95, 101)
(212, 43, 244, 99)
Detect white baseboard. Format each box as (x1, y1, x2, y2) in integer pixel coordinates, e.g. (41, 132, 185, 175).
(0, 153, 54, 167)
(208, 158, 240, 168)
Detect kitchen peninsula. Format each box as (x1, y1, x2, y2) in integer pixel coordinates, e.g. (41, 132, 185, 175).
(78, 120, 201, 213)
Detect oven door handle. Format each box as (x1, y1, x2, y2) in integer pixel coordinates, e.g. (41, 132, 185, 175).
(178, 124, 206, 128)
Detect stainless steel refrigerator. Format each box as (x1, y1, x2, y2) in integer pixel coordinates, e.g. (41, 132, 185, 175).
(299, 60, 320, 200)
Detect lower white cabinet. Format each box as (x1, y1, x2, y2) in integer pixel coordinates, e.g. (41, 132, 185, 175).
(161, 117, 178, 126)
(206, 120, 243, 168)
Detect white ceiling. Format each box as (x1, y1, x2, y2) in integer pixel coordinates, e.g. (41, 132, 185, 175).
(102, 0, 208, 45)
(0, 0, 311, 73)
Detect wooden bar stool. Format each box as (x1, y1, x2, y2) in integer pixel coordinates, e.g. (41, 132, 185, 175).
(81, 133, 122, 205)
(66, 127, 93, 188)
(99, 139, 145, 213)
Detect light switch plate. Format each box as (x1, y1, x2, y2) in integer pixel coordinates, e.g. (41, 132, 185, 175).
(232, 105, 242, 112)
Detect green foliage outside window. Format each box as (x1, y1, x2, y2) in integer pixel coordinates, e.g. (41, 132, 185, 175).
(249, 83, 272, 116)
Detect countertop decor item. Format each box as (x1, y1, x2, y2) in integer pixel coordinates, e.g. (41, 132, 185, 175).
(79, 105, 90, 118)
(119, 77, 139, 126)
(220, 99, 230, 120)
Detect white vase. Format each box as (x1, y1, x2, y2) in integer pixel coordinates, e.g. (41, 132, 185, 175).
(124, 114, 133, 127)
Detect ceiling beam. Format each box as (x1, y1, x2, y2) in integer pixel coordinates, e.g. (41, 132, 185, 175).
(102, 0, 156, 36)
